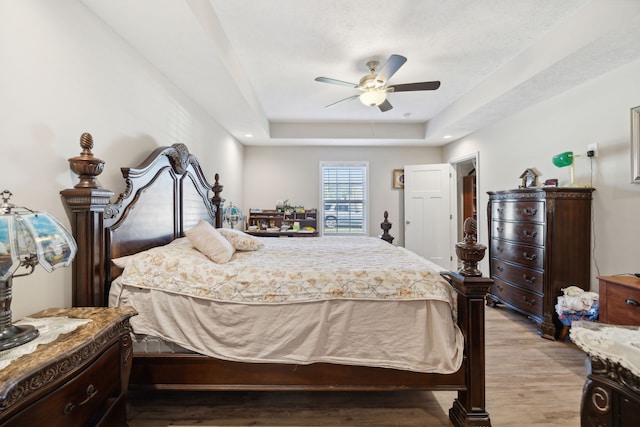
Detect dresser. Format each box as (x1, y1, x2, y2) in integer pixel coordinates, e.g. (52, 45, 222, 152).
(598, 275, 640, 325)
(0, 307, 136, 427)
(487, 187, 593, 339)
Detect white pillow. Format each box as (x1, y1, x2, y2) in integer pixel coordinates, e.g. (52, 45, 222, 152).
(217, 228, 264, 251)
(185, 220, 235, 263)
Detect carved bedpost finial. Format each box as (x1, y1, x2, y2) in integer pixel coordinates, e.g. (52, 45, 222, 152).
(455, 217, 486, 276)
(212, 173, 224, 205)
(68, 132, 105, 189)
(211, 173, 225, 228)
(380, 210, 394, 244)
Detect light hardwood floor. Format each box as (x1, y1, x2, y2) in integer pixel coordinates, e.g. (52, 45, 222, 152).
(127, 305, 587, 426)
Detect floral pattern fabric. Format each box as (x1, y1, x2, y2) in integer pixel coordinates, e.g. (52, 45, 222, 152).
(120, 236, 455, 307)
(217, 228, 264, 251)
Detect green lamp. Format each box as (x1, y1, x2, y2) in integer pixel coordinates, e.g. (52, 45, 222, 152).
(552, 151, 577, 185)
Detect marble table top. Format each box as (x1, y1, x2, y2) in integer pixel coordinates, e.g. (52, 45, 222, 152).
(571, 320, 640, 378)
(0, 306, 137, 404)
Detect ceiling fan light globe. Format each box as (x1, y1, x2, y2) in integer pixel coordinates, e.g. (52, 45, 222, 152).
(359, 90, 387, 107)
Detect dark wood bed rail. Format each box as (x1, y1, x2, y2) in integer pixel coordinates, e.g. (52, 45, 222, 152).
(59, 135, 492, 427)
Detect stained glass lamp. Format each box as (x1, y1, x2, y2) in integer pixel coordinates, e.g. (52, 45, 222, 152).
(223, 203, 245, 229)
(0, 190, 77, 350)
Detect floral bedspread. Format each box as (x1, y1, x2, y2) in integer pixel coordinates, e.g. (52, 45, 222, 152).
(119, 236, 455, 306)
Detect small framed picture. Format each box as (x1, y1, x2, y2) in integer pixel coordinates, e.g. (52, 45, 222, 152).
(393, 169, 404, 189)
(543, 178, 559, 187)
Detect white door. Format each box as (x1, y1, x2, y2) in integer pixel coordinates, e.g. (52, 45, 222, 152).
(404, 164, 453, 269)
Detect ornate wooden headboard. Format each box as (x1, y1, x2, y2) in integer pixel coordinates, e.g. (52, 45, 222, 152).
(60, 133, 223, 307)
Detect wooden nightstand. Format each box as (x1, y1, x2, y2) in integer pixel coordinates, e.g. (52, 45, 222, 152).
(598, 275, 640, 326)
(0, 307, 136, 427)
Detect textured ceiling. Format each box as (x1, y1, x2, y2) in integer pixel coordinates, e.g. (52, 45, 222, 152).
(81, 0, 640, 146)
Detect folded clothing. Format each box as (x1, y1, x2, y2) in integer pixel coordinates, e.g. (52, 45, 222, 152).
(556, 285, 599, 313)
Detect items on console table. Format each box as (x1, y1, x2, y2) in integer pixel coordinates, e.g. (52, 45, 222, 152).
(0, 306, 136, 427)
(598, 275, 640, 326)
(570, 321, 640, 427)
(486, 187, 594, 340)
(246, 208, 318, 237)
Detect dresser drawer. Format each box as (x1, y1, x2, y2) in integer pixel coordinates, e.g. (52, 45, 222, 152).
(491, 278, 543, 319)
(491, 239, 544, 270)
(599, 276, 640, 326)
(491, 258, 544, 294)
(491, 200, 545, 223)
(4, 342, 122, 427)
(491, 221, 544, 246)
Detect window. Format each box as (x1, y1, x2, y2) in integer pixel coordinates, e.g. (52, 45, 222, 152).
(320, 162, 367, 235)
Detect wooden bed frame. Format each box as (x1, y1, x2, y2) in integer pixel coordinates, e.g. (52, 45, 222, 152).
(60, 135, 493, 427)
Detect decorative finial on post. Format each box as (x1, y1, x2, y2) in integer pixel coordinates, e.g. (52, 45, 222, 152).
(212, 173, 225, 227)
(380, 211, 394, 244)
(68, 132, 105, 189)
(455, 217, 486, 276)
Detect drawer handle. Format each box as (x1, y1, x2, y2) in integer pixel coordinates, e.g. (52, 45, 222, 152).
(496, 208, 504, 215)
(523, 274, 536, 284)
(522, 207, 538, 216)
(496, 226, 504, 233)
(523, 296, 536, 306)
(63, 384, 98, 415)
(522, 251, 537, 261)
(495, 284, 504, 292)
(626, 298, 640, 307)
(522, 230, 538, 238)
(496, 265, 504, 272)
(496, 246, 504, 253)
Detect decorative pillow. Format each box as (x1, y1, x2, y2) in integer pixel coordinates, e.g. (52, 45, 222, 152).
(185, 220, 235, 263)
(217, 228, 264, 251)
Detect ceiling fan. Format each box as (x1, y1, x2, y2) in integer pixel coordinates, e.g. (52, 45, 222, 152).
(314, 54, 440, 112)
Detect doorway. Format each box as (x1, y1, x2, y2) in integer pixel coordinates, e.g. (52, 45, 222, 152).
(450, 152, 479, 244)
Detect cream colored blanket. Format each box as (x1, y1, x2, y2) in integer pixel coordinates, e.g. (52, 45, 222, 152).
(113, 236, 463, 373)
(120, 236, 456, 306)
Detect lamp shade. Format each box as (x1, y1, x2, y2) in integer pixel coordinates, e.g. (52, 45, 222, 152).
(223, 203, 245, 228)
(0, 212, 77, 281)
(552, 151, 574, 168)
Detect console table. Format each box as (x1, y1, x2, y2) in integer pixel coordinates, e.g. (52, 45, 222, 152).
(0, 307, 136, 427)
(571, 321, 640, 426)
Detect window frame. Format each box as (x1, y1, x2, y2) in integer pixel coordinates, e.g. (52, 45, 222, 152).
(319, 161, 369, 236)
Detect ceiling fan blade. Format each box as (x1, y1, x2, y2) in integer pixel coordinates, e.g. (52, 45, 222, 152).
(378, 99, 393, 112)
(315, 77, 359, 88)
(388, 81, 441, 92)
(324, 94, 359, 108)
(376, 54, 407, 84)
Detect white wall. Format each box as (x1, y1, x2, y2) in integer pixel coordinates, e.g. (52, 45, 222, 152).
(1, 0, 243, 319)
(244, 145, 443, 246)
(443, 58, 640, 290)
